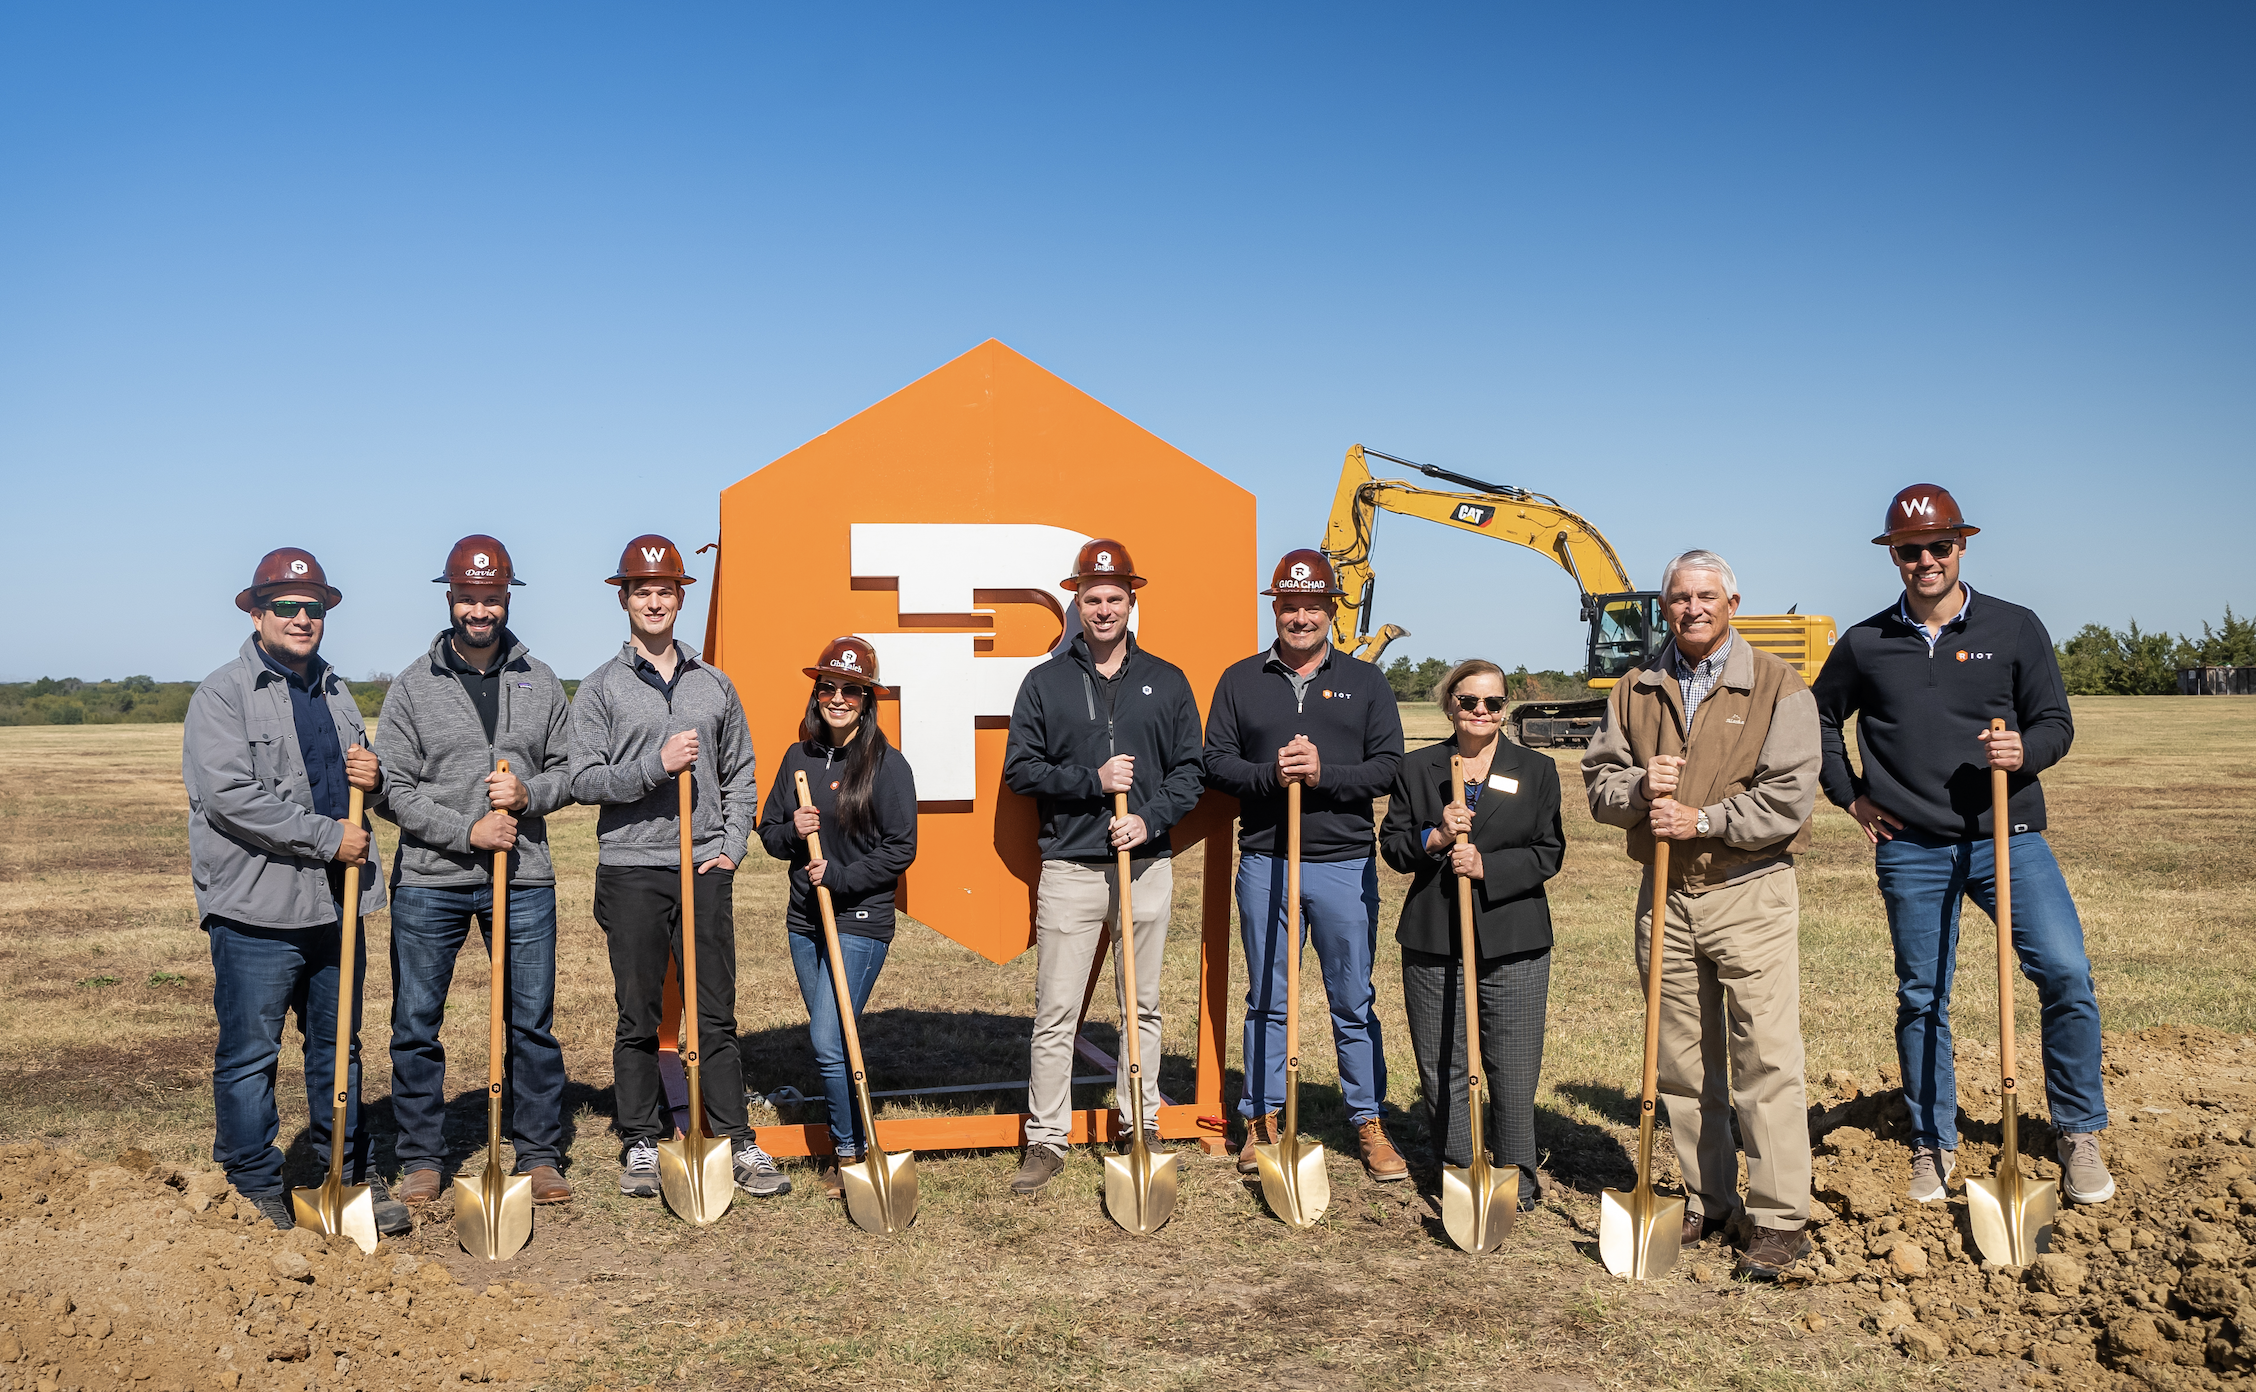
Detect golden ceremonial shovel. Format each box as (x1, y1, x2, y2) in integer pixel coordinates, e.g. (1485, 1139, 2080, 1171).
(1600, 835, 1684, 1280)
(1441, 756, 1517, 1253)
(456, 760, 534, 1259)
(292, 780, 379, 1253)
(657, 768, 734, 1225)
(1102, 791, 1179, 1235)
(795, 770, 918, 1234)
(1966, 719, 2058, 1265)
(1255, 781, 1330, 1229)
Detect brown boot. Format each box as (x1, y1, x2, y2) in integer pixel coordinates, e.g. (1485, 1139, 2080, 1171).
(821, 1151, 861, 1201)
(525, 1166, 572, 1204)
(1236, 1112, 1279, 1175)
(1357, 1118, 1408, 1182)
(395, 1168, 443, 1205)
(1736, 1223, 1813, 1282)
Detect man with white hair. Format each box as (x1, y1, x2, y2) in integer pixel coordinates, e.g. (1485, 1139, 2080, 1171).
(1582, 549, 1822, 1280)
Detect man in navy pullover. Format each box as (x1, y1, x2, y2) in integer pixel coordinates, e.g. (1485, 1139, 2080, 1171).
(1813, 484, 2112, 1208)
(1204, 549, 1407, 1182)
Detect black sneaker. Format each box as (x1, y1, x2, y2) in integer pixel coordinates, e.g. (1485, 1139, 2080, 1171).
(1117, 1128, 1169, 1156)
(246, 1190, 294, 1231)
(1011, 1144, 1067, 1195)
(733, 1140, 792, 1198)
(362, 1176, 412, 1237)
(619, 1139, 661, 1198)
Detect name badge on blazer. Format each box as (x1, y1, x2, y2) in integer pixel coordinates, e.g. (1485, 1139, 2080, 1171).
(1487, 774, 1519, 794)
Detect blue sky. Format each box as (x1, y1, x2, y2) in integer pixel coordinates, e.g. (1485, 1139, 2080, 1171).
(2, 4, 2249, 683)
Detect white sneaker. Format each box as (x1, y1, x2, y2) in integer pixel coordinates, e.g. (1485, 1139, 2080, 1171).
(1908, 1145, 1956, 1203)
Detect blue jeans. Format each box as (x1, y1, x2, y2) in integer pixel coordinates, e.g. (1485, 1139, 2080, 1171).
(1876, 828, 2108, 1149)
(1236, 854, 1387, 1125)
(207, 916, 367, 1196)
(388, 883, 566, 1173)
(788, 929, 891, 1154)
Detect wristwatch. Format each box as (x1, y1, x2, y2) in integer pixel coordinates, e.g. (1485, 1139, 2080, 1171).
(1695, 809, 1712, 837)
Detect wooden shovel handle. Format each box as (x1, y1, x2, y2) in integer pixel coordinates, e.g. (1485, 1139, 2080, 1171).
(489, 761, 509, 1093)
(1639, 838, 1669, 1113)
(796, 770, 874, 1089)
(328, 780, 367, 1186)
(1285, 781, 1302, 1067)
(1991, 718, 2016, 1097)
(1450, 756, 1483, 1090)
(1114, 792, 1144, 1078)
(676, 770, 700, 1078)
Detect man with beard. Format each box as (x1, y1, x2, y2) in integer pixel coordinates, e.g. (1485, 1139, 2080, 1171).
(374, 536, 577, 1207)
(183, 548, 408, 1234)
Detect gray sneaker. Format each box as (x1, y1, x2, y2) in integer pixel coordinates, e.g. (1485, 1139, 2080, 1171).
(2058, 1133, 2116, 1204)
(1011, 1144, 1067, 1195)
(362, 1176, 412, 1236)
(619, 1139, 661, 1198)
(1908, 1145, 1956, 1203)
(733, 1140, 792, 1198)
(246, 1190, 295, 1230)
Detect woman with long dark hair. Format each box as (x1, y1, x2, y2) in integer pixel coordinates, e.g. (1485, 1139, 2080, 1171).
(758, 636, 918, 1196)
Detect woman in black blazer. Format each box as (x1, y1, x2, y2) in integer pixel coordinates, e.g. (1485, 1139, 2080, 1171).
(1379, 658, 1564, 1209)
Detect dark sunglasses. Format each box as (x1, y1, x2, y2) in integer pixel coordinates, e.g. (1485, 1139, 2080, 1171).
(815, 680, 869, 701)
(1453, 694, 1507, 714)
(1891, 540, 1960, 563)
(263, 600, 327, 619)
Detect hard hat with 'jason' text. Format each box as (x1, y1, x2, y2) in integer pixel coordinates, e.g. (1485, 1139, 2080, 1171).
(1261, 547, 1346, 597)
(434, 534, 526, 587)
(607, 534, 697, 586)
(803, 635, 894, 695)
(1873, 485, 1982, 546)
(235, 547, 343, 614)
(1060, 538, 1147, 592)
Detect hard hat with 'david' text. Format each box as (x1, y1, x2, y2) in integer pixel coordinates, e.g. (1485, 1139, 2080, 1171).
(434, 534, 526, 587)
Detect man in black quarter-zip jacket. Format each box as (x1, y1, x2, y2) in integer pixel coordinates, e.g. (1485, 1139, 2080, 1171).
(1203, 549, 1408, 1183)
(1002, 539, 1205, 1195)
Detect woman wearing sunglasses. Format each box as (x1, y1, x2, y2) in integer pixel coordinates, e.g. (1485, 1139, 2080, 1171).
(1378, 659, 1564, 1209)
(757, 637, 918, 1196)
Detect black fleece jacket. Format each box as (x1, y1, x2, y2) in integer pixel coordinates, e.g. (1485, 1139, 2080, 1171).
(757, 737, 918, 941)
(1203, 643, 1405, 862)
(1811, 585, 2074, 840)
(1002, 634, 1205, 862)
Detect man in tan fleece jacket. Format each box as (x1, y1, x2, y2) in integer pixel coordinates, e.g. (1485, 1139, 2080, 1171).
(1582, 549, 1821, 1281)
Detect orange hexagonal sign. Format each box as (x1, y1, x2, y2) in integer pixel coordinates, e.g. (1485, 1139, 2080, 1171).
(710, 339, 1257, 964)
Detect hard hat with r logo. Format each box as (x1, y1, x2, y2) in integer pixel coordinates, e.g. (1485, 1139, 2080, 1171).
(1261, 547, 1345, 596)
(434, 534, 526, 587)
(1060, 538, 1147, 592)
(235, 547, 343, 613)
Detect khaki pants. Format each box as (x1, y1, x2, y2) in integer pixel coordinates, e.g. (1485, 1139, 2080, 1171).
(1633, 865, 1810, 1230)
(1027, 856, 1172, 1150)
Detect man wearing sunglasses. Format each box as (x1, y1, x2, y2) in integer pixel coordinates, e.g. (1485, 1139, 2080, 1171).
(1812, 485, 2112, 1209)
(1583, 548, 1822, 1280)
(182, 548, 408, 1235)
(373, 536, 577, 1208)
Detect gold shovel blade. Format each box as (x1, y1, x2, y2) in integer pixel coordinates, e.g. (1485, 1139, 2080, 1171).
(453, 1166, 534, 1261)
(1253, 1135, 1331, 1230)
(1599, 1185, 1685, 1280)
(841, 1147, 920, 1235)
(1103, 1146, 1181, 1236)
(657, 1133, 735, 1226)
(1966, 1172, 2057, 1267)
(1442, 1160, 1518, 1254)
(291, 1178, 378, 1255)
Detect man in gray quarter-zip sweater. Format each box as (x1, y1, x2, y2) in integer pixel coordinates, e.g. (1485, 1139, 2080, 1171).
(373, 536, 577, 1206)
(568, 534, 786, 1200)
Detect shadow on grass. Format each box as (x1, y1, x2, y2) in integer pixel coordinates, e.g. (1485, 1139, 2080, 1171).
(282, 1078, 610, 1183)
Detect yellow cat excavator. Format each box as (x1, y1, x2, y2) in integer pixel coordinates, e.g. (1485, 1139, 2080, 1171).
(1321, 444, 1836, 746)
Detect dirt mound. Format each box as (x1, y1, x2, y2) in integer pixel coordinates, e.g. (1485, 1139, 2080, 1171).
(0, 1144, 603, 1390)
(1795, 1027, 2256, 1389)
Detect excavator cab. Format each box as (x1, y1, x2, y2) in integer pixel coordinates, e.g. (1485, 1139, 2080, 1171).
(1584, 591, 1668, 684)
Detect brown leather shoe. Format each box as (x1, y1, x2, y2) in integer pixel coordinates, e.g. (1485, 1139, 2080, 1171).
(1736, 1223, 1812, 1282)
(1236, 1112, 1279, 1175)
(1682, 1208, 1730, 1247)
(1357, 1118, 1408, 1182)
(525, 1166, 572, 1204)
(820, 1152, 860, 1201)
(395, 1168, 443, 1205)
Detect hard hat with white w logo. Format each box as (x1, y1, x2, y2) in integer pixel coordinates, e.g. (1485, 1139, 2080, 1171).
(606, 534, 697, 586)
(1873, 485, 1981, 545)
(434, 534, 526, 587)
(1261, 547, 1345, 597)
(803, 635, 892, 694)
(1060, 538, 1147, 592)
(235, 547, 343, 613)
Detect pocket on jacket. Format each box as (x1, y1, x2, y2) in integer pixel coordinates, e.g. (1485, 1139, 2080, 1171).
(248, 733, 284, 786)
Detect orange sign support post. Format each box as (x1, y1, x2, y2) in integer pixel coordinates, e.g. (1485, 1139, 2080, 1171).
(706, 339, 1256, 1158)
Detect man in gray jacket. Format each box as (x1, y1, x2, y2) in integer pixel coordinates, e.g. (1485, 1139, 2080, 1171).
(183, 547, 408, 1235)
(375, 536, 576, 1207)
(568, 535, 784, 1199)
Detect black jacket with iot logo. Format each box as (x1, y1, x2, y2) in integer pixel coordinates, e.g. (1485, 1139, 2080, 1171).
(1202, 643, 1405, 863)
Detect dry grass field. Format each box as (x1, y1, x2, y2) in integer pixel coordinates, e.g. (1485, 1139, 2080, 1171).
(0, 695, 2250, 1391)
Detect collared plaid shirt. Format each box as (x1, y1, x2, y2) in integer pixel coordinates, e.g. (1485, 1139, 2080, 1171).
(1673, 632, 1734, 733)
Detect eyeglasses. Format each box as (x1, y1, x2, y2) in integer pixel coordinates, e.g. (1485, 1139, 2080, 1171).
(1891, 540, 1960, 563)
(263, 600, 327, 619)
(1453, 694, 1507, 714)
(815, 681, 869, 701)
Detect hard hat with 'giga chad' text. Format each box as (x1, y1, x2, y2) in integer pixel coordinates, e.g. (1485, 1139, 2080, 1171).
(1261, 547, 1345, 597)
(804, 636, 893, 694)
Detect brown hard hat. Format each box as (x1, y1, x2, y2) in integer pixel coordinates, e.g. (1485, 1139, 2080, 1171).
(234, 547, 343, 614)
(1873, 484, 1982, 545)
(434, 534, 526, 587)
(803, 636, 892, 694)
(1060, 538, 1146, 592)
(1261, 547, 1345, 597)
(607, 534, 696, 586)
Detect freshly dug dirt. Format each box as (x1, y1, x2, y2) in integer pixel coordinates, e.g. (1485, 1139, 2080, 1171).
(1793, 1026, 2256, 1390)
(0, 1144, 604, 1391)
